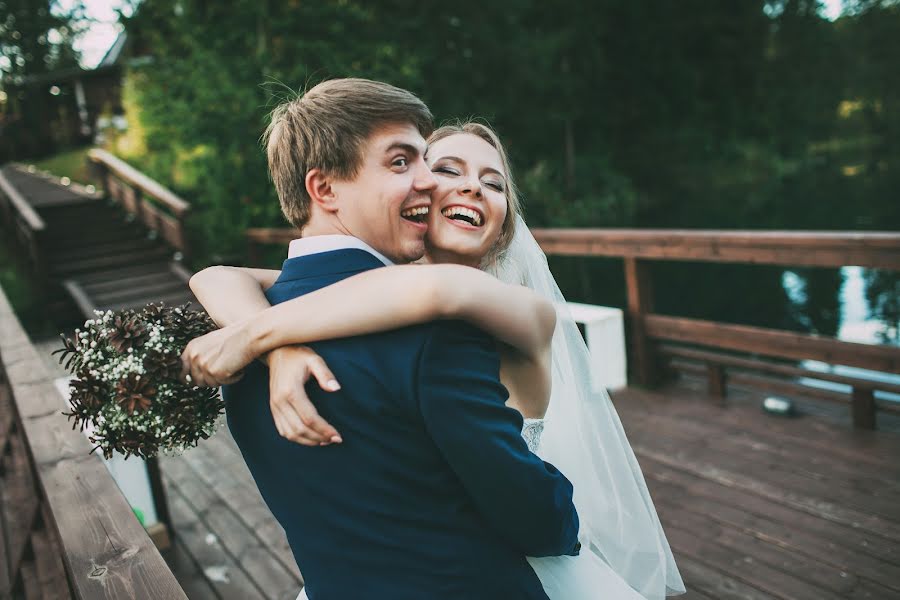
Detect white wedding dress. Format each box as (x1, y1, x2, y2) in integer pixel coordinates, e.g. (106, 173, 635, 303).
(522, 419, 646, 600)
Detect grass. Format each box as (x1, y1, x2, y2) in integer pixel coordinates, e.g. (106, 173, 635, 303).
(0, 242, 58, 338)
(31, 146, 94, 185)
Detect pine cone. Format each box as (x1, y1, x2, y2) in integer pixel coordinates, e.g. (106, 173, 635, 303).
(114, 373, 157, 414)
(109, 313, 148, 353)
(142, 348, 183, 380)
(176, 304, 217, 339)
(141, 302, 176, 327)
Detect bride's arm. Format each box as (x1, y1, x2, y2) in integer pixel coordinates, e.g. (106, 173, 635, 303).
(244, 263, 557, 363)
(187, 266, 344, 446)
(189, 266, 280, 328)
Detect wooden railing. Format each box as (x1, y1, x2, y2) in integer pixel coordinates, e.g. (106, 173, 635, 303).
(246, 226, 900, 429)
(0, 167, 49, 301)
(0, 285, 187, 599)
(531, 228, 900, 429)
(87, 149, 192, 260)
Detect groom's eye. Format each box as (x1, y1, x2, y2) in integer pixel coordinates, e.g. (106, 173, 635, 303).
(392, 157, 409, 168)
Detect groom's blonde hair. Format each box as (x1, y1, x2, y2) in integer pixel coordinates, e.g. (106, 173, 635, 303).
(264, 78, 434, 231)
(428, 121, 522, 262)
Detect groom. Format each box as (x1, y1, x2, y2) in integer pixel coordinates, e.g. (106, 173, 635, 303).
(220, 78, 579, 599)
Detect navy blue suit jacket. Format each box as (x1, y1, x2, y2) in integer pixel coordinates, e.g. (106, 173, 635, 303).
(222, 249, 579, 599)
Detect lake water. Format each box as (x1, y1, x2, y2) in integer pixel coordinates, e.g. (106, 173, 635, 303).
(784, 266, 900, 403)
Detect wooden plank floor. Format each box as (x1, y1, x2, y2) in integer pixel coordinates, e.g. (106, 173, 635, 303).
(32, 335, 900, 599)
(148, 374, 900, 600)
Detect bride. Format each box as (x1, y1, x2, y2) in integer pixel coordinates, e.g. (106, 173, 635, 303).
(183, 121, 685, 599)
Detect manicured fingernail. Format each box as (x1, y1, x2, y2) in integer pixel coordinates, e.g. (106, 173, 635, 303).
(331, 435, 343, 444)
(326, 380, 341, 391)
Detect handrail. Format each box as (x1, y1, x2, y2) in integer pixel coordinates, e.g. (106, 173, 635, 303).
(529, 228, 900, 429)
(530, 228, 900, 269)
(0, 285, 188, 599)
(246, 225, 900, 429)
(87, 149, 189, 215)
(87, 149, 191, 258)
(0, 169, 46, 231)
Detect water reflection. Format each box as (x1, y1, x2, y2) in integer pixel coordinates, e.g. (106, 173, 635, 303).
(785, 266, 900, 402)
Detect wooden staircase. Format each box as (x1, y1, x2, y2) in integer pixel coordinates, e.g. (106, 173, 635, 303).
(0, 156, 197, 326)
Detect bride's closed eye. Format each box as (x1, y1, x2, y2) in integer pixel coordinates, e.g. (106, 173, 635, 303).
(433, 165, 459, 176)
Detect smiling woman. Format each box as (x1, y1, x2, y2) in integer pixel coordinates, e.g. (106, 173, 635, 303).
(423, 122, 522, 269)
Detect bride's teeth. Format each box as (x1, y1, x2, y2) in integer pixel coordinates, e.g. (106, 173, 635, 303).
(441, 206, 482, 226)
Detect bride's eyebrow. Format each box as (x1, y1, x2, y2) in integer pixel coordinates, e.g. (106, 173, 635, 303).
(430, 155, 463, 165)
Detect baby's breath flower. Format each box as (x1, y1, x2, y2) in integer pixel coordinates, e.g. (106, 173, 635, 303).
(55, 302, 220, 459)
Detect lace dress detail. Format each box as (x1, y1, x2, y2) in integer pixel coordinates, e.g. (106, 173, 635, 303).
(521, 418, 545, 453)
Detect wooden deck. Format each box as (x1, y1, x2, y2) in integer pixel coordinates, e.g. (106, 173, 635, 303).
(33, 332, 900, 599)
(151, 371, 900, 599)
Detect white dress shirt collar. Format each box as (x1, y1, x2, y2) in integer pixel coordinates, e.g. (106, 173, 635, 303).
(287, 235, 394, 267)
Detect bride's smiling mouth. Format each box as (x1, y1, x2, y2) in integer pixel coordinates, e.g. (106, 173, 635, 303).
(441, 205, 484, 229)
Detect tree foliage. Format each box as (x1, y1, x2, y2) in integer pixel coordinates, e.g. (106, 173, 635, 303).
(115, 0, 899, 338)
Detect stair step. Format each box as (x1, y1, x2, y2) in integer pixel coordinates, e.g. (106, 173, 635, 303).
(51, 246, 173, 277)
(47, 238, 162, 263)
(68, 263, 174, 286)
(82, 271, 180, 295)
(98, 289, 197, 313)
(45, 225, 147, 249)
(93, 278, 187, 304)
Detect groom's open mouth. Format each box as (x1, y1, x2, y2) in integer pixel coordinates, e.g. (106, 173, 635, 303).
(441, 205, 484, 229)
(400, 206, 429, 227)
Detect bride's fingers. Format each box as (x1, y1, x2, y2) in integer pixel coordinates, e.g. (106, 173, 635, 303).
(219, 370, 244, 385)
(179, 354, 191, 384)
(189, 365, 208, 388)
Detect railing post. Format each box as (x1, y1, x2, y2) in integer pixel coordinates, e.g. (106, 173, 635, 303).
(247, 235, 261, 267)
(851, 387, 876, 430)
(624, 257, 658, 386)
(706, 363, 727, 404)
(176, 209, 191, 263)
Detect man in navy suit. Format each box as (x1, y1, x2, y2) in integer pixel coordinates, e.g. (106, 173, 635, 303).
(218, 79, 579, 599)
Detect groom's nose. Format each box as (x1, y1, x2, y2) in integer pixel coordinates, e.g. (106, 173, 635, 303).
(412, 156, 437, 192)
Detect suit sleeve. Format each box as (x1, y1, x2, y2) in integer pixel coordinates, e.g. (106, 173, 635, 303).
(417, 321, 580, 557)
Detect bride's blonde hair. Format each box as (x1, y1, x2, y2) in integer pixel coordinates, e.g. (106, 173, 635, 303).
(427, 121, 522, 267)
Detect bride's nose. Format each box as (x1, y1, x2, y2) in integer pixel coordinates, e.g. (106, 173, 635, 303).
(459, 178, 483, 199)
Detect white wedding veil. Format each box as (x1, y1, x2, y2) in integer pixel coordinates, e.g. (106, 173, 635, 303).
(486, 215, 685, 598)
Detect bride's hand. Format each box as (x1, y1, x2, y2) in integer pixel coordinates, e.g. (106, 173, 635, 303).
(180, 321, 257, 387)
(267, 345, 343, 447)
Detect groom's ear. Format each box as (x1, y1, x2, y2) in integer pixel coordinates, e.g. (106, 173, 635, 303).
(305, 168, 339, 213)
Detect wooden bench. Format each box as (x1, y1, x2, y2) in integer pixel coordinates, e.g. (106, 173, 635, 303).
(565, 302, 628, 391)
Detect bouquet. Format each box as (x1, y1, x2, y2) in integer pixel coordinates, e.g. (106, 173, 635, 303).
(53, 302, 222, 459)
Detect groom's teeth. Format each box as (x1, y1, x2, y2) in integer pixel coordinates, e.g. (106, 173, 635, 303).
(441, 206, 482, 226)
(401, 207, 429, 218)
